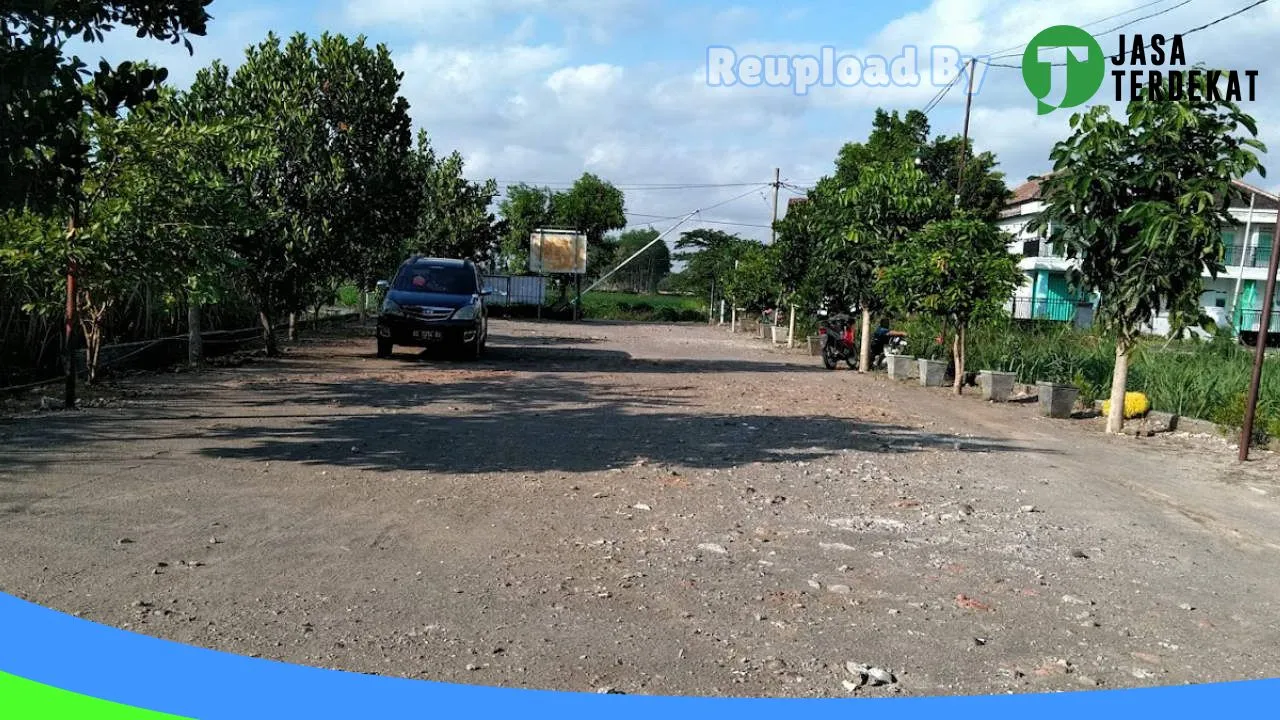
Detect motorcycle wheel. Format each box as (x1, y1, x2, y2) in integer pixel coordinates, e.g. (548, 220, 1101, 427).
(822, 344, 840, 370)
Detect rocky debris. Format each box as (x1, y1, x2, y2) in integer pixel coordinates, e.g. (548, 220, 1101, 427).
(1062, 595, 1093, 606)
(955, 594, 993, 611)
(696, 543, 728, 555)
(846, 662, 896, 687)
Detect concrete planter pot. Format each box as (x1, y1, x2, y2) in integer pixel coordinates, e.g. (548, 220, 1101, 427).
(771, 325, 789, 345)
(919, 359, 948, 387)
(887, 355, 917, 380)
(979, 371, 1017, 402)
(1038, 382, 1080, 419)
(807, 336, 822, 356)
(755, 323, 767, 340)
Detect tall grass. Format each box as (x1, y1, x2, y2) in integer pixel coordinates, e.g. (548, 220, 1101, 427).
(959, 318, 1280, 442)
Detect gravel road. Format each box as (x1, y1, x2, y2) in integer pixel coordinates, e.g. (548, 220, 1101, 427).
(2, 319, 1278, 698)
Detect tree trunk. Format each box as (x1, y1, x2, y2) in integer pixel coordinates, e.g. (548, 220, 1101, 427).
(288, 312, 297, 342)
(188, 298, 203, 369)
(260, 311, 280, 357)
(859, 307, 873, 372)
(953, 323, 966, 396)
(1106, 341, 1130, 434)
(358, 288, 368, 323)
(313, 304, 322, 331)
(64, 214, 78, 409)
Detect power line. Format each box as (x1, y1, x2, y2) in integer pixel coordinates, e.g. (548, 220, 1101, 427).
(625, 212, 772, 229)
(494, 181, 767, 190)
(921, 70, 964, 115)
(983, 0, 1266, 68)
(983, 0, 1191, 59)
(1183, 0, 1270, 33)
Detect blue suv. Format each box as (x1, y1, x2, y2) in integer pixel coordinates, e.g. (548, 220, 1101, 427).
(375, 257, 491, 359)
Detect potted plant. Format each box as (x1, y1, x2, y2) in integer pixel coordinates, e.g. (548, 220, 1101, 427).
(1036, 367, 1082, 419)
(913, 334, 949, 388)
(978, 368, 1017, 402)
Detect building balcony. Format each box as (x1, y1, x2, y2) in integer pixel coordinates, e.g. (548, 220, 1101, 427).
(1236, 309, 1280, 334)
(1222, 244, 1273, 269)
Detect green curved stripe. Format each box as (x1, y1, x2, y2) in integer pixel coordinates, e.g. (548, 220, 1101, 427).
(0, 671, 191, 719)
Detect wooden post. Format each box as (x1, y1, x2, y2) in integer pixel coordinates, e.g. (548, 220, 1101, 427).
(188, 298, 203, 368)
(574, 273, 583, 321)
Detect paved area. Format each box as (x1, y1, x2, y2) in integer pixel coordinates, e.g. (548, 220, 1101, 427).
(2, 319, 1279, 697)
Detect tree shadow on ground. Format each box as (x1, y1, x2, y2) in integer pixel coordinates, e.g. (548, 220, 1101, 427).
(0, 326, 1053, 476)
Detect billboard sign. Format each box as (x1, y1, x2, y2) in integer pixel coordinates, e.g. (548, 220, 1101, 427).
(529, 229, 587, 274)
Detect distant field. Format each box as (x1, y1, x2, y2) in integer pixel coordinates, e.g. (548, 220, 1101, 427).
(581, 292, 706, 322)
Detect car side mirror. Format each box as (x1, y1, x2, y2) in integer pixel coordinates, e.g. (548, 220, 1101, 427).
(376, 280, 389, 292)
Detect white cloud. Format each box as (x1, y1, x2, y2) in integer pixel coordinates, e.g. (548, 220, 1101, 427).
(344, 0, 653, 43)
(546, 64, 624, 97)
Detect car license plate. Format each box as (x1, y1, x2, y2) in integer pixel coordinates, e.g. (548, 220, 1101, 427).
(414, 330, 441, 340)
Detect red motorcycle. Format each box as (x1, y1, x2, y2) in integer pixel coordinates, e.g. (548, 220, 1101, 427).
(818, 313, 858, 370)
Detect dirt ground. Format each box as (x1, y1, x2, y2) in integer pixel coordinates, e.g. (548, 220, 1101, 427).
(2, 319, 1279, 698)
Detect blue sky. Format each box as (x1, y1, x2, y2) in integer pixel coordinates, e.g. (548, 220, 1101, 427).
(81, 0, 1279, 240)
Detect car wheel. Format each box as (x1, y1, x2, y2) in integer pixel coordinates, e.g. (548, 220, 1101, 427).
(376, 338, 392, 358)
(462, 338, 481, 361)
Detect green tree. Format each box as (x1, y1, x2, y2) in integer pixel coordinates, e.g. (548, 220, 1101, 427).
(606, 228, 671, 294)
(408, 131, 501, 263)
(722, 241, 778, 314)
(188, 32, 417, 353)
(553, 173, 626, 246)
(879, 216, 1023, 395)
(1, 0, 212, 213)
(833, 108, 1008, 220)
(825, 160, 945, 371)
(673, 228, 752, 302)
(1032, 73, 1266, 433)
(497, 184, 554, 273)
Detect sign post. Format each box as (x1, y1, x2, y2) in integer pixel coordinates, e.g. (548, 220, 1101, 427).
(529, 229, 588, 321)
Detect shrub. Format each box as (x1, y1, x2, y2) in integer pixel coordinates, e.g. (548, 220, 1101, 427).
(1101, 392, 1151, 419)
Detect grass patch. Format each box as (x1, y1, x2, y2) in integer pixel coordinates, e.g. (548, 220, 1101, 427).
(580, 292, 706, 322)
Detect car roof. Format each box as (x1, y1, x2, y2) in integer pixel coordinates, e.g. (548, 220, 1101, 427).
(403, 257, 471, 268)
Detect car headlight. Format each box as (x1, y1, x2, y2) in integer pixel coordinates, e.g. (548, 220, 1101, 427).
(382, 297, 402, 315)
(451, 303, 478, 321)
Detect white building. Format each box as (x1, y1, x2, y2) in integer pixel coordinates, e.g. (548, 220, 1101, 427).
(997, 176, 1278, 342)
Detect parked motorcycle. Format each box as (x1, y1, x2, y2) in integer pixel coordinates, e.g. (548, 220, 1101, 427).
(818, 312, 858, 370)
(818, 310, 907, 371)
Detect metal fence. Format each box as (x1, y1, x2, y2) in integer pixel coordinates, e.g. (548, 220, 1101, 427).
(1237, 309, 1280, 334)
(482, 275, 547, 307)
(1007, 297, 1083, 322)
(1223, 244, 1274, 268)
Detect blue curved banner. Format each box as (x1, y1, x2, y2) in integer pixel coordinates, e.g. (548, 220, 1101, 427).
(0, 590, 1274, 718)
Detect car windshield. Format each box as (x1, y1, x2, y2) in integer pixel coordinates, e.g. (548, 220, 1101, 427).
(393, 264, 476, 295)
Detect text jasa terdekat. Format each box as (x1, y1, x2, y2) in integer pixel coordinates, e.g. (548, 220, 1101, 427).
(1111, 34, 1259, 103)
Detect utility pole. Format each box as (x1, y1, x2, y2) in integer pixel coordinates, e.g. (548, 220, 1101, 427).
(770, 168, 781, 244)
(1239, 214, 1280, 461)
(955, 57, 977, 208)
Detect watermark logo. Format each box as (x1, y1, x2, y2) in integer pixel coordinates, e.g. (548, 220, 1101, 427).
(1021, 25, 1105, 115)
(1022, 27, 1260, 113)
(705, 46, 987, 96)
